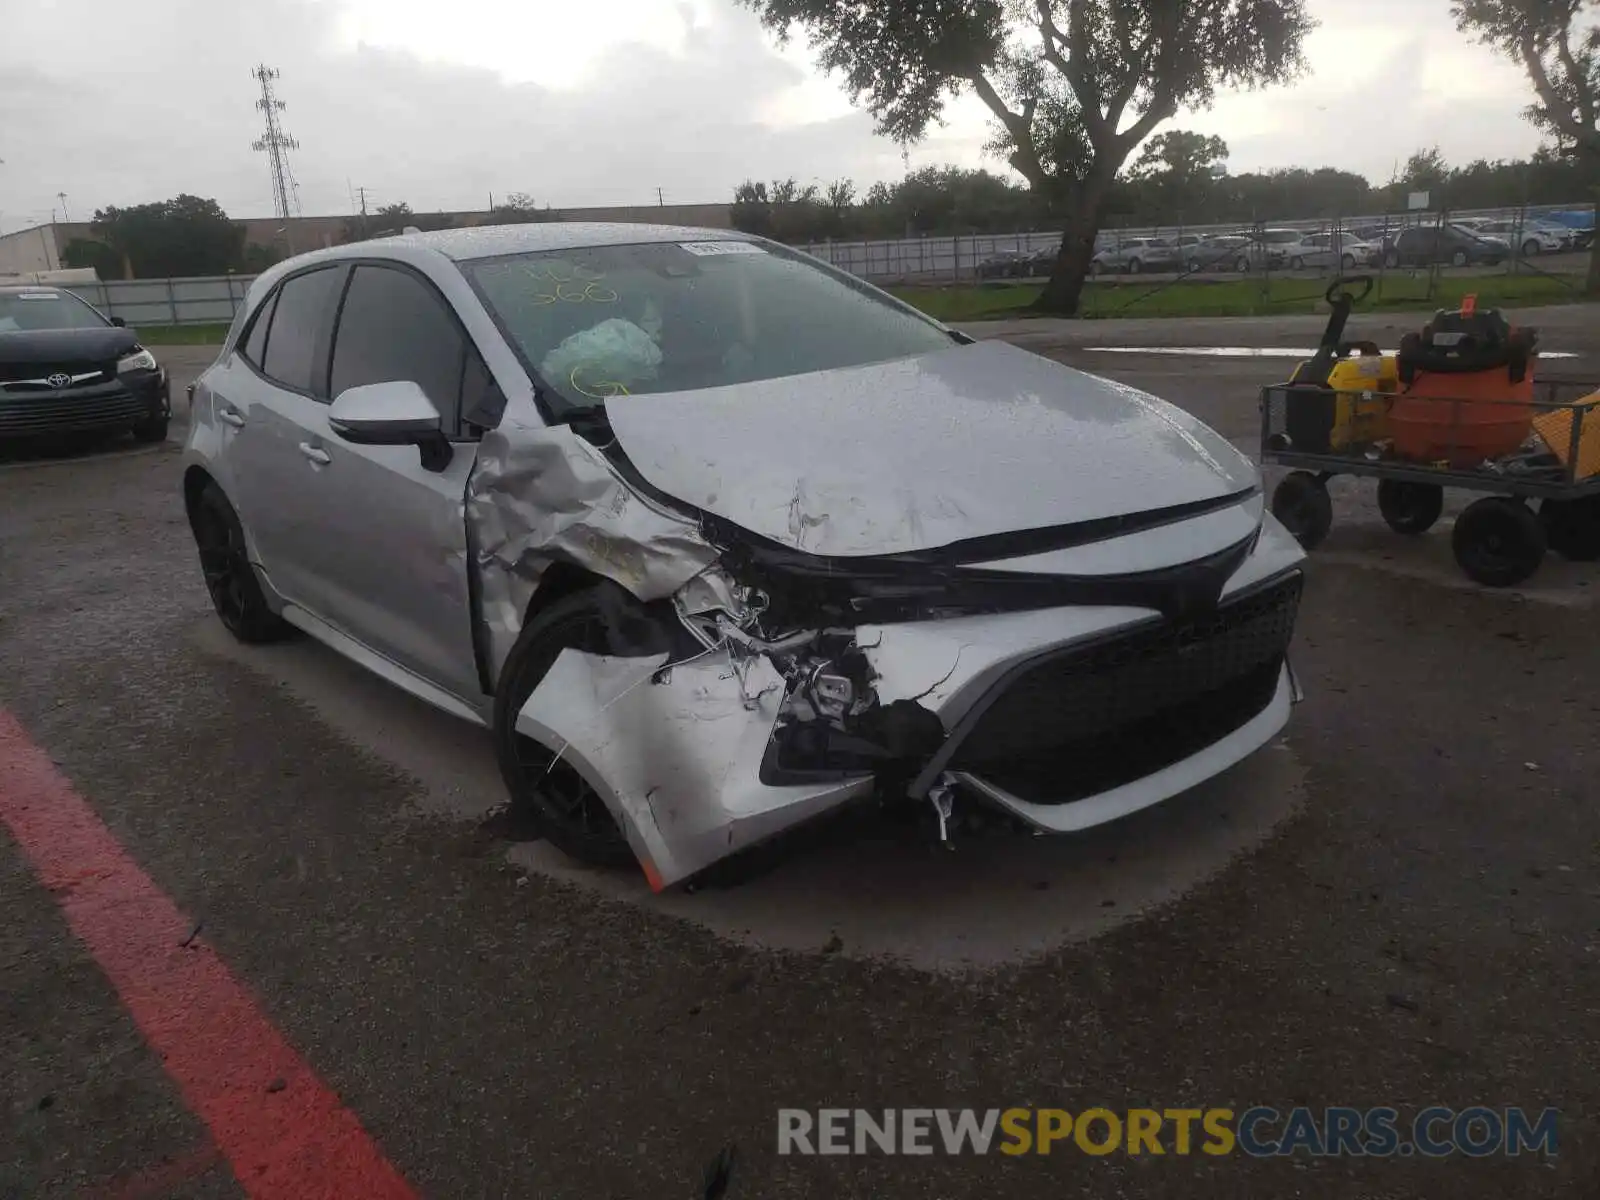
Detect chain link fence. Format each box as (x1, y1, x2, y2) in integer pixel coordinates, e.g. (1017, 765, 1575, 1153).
(799, 204, 1595, 290)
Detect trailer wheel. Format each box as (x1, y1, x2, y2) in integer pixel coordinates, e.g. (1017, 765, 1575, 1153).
(1452, 497, 1546, 587)
(1272, 472, 1334, 550)
(1540, 496, 1600, 562)
(1377, 480, 1444, 535)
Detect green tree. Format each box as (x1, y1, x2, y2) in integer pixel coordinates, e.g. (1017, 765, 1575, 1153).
(740, 0, 1313, 312)
(817, 179, 856, 237)
(487, 192, 558, 224)
(1126, 130, 1230, 221)
(872, 165, 1038, 234)
(1400, 146, 1452, 200)
(730, 180, 832, 242)
(730, 180, 775, 237)
(1217, 167, 1373, 223)
(1455, 0, 1600, 288)
(59, 238, 122, 278)
(89, 196, 246, 278)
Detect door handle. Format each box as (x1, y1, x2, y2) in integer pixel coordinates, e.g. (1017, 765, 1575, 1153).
(298, 442, 332, 466)
(217, 408, 245, 428)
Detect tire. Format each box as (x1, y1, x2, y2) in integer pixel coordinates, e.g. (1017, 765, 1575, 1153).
(1540, 496, 1600, 562)
(1384, 251, 1400, 269)
(130, 415, 169, 444)
(1090, 261, 1103, 278)
(1522, 240, 1541, 257)
(492, 588, 636, 870)
(1451, 249, 1469, 268)
(1290, 256, 1305, 270)
(1272, 471, 1334, 550)
(188, 481, 291, 644)
(1376, 480, 1444, 535)
(1128, 258, 1143, 275)
(1341, 254, 1357, 271)
(1452, 497, 1546, 587)
(1187, 259, 1201, 274)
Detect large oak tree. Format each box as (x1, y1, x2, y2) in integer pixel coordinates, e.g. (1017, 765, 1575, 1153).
(1455, 0, 1600, 291)
(740, 0, 1313, 312)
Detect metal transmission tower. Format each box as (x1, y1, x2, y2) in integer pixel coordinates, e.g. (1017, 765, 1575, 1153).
(251, 66, 300, 220)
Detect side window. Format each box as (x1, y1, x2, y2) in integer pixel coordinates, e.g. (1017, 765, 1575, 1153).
(240, 289, 277, 367)
(329, 265, 467, 433)
(460, 348, 506, 434)
(261, 267, 343, 395)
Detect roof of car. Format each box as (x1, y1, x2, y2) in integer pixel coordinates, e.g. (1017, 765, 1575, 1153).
(0, 284, 66, 295)
(367, 222, 757, 262)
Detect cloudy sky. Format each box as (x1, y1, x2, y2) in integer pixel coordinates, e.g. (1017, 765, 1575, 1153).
(0, 0, 1545, 231)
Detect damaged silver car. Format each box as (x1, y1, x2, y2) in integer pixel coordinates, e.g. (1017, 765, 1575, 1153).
(183, 224, 1306, 890)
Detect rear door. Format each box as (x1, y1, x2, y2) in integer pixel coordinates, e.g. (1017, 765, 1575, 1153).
(225, 264, 348, 609)
(305, 262, 492, 704)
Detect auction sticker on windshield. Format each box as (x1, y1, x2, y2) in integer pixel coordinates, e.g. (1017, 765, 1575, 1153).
(678, 241, 766, 256)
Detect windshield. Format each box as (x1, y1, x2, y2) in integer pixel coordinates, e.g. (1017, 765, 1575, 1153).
(463, 240, 955, 414)
(0, 290, 109, 333)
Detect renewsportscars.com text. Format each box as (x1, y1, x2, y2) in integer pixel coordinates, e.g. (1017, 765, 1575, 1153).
(777, 1107, 1558, 1158)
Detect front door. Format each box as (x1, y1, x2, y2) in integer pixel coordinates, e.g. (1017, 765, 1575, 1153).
(306, 262, 489, 706)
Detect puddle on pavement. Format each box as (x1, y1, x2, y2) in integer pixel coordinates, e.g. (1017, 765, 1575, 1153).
(193, 618, 1308, 974)
(1086, 346, 1580, 359)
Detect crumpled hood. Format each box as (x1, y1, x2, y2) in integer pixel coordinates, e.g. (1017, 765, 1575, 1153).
(604, 340, 1256, 557)
(0, 326, 137, 365)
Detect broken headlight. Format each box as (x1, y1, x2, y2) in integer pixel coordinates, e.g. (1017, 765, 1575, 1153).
(759, 633, 944, 785)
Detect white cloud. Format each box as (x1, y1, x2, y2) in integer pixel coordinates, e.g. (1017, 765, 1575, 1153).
(330, 0, 718, 89)
(0, 0, 1557, 233)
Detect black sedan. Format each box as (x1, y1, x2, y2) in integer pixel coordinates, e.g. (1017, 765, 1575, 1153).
(1383, 226, 1511, 269)
(0, 286, 170, 444)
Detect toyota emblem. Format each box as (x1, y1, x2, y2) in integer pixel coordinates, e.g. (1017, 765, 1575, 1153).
(45, 373, 71, 389)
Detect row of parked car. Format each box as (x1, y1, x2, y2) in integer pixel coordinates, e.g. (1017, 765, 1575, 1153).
(976, 215, 1594, 280)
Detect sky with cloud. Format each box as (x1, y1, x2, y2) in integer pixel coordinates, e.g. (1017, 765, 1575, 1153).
(0, 0, 1548, 231)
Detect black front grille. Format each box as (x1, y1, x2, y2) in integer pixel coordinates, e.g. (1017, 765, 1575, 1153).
(950, 573, 1302, 804)
(0, 382, 146, 435)
(0, 361, 114, 386)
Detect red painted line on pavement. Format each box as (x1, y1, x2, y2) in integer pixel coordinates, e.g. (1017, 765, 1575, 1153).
(0, 709, 420, 1200)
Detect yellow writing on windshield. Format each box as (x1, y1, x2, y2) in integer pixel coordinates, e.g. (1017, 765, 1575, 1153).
(569, 364, 631, 400)
(521, 263, 618, 305)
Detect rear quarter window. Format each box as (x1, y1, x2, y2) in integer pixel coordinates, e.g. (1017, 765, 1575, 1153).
(260, 268, 343, 395)
(240, 290, 278, 367)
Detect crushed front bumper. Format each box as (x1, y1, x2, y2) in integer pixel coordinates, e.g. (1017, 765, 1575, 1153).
(518, 559, 1305, 890)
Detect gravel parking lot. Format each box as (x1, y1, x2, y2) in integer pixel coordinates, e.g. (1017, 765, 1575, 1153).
(2, 318, 1598, 1198)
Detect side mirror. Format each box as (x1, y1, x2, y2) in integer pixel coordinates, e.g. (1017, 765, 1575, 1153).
(109, 317, 126, 327)
(329, 381, 453, 471)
